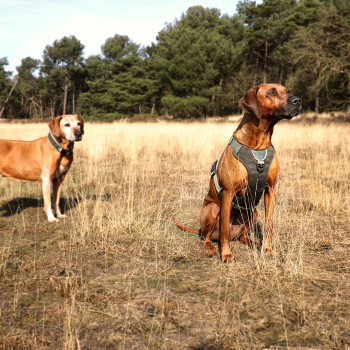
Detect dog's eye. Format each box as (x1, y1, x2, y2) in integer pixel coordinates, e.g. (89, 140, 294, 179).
(286, 89, 291, 95)
(77, 122, 81, 126)
(64, 123, 70, 127)
(267, 90, 277, 96)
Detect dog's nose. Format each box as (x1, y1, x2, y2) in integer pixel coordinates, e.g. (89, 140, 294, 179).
(290, 96, 301, 105)
(74, 130, 81, 136)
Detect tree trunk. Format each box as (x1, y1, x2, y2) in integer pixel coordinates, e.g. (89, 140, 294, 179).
(50, 99, 56, 117)
(72, 89, 75, 114)
(211, 77, 224, 116)
(151, 104, 155, 115)
(263, 38, 268, 84)
(211, 77, 223, 102)
(280, 68, 287, 86)
(253, 57, 259, 86)
(29, 96, 41, 118)
(263, 14, 273, 84)
(315, 93, 319, 113)
(0, 77, 18, 118)
(63, 76, 69, 115)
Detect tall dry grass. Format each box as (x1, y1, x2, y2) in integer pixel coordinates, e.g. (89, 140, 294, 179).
(0, 120, 349, 349)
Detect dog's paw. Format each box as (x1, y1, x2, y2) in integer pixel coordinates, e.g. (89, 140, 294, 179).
(221, 245, 233, 262)
(48, 217, 59, 223)
(221, 253, 233, 263)
(261, 246, 272, 257)
(56, 213, 67, 219)
(204, 242, 216, 256)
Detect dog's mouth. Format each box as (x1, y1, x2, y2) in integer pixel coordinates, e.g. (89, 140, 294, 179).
(71, 132, 83, 141)
(275, 103, 301, 120)
(277, 108, 300, 120)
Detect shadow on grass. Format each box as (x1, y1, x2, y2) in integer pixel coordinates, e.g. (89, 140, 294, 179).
(0, 193, 111, 217)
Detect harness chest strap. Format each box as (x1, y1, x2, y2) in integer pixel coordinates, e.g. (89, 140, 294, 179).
(212, 136, 275, 211)
(48, 131, 73, 157)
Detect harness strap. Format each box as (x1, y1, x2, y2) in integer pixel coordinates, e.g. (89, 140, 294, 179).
(48, 132, 73, 157)
(230, 136, 242, 155)
(229, 137, 251, 210)
(212, 135, 237, 197)
(213, 169, 222, 196)
(211, 138, 230, 197)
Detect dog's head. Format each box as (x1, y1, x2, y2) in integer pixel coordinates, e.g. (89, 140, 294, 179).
(238, 83, 301, 120)
(49, 115, 84, 142)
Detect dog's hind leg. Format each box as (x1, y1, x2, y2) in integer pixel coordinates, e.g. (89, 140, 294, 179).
(42, 175, 57, 222)
(236, 210, 261, 249)
(200, 201, 220, 256)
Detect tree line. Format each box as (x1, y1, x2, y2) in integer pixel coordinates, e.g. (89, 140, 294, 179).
(0, 0, 349, 119)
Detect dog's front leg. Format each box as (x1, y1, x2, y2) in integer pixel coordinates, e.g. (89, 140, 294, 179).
(42, 175, 58, 222)
(52, 176, 67, 219)
(262, 184, 276, 256)
(220, 190, 234, 262)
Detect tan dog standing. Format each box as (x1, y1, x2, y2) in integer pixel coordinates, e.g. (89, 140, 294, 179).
(0, 115, 84, 222)
(175, 84, 301, 262)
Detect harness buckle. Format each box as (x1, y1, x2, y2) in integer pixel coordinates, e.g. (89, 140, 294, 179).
(256, 160, 265, 173)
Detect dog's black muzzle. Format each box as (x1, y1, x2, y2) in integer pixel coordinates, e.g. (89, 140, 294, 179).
(74, 131, 83, 141)
(275, 95, 302, 120)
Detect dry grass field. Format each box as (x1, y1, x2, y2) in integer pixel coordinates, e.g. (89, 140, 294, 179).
(0, 118, 349, 349)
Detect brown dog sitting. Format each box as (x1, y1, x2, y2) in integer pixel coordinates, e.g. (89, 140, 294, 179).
(174, 84, 301, 262)
(0, 115, 84, 222)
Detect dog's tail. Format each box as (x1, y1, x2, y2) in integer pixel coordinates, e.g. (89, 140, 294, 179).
(173, 217, 200, 234)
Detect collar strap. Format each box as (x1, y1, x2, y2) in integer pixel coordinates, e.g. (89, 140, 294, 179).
(48, 131, 73, 157)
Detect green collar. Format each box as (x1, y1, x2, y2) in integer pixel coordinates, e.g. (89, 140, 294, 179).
(48, 131, 73, 157)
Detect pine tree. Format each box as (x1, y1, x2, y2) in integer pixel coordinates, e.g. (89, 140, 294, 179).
(0, 58, 13, 118)
(78, 35, 157, 118)
(287, 2, 350, 111)
(148, 6, 243, 117)
(41, 35, 84, 115)
(16, 57, 40, 118)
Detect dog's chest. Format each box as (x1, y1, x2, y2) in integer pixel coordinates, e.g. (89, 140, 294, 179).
(55, 158, 71, 179)
(55, 165, 69, 178)
(236, 184, 248, 198)
(231, 140, 275, 209)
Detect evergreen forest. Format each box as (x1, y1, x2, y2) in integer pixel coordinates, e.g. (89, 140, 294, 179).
(0, 0, 349, 119)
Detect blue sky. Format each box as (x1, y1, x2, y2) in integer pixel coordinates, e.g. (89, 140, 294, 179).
(0, 0, 241, 75)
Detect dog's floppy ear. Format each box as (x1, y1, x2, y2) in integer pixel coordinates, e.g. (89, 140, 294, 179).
(48, 116, 63, 138)
(238, 86, 262, 119)
(77, 115, 85, 135)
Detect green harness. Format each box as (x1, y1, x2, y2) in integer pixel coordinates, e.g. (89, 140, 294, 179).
(211, 136, 275, 211)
